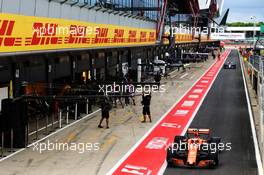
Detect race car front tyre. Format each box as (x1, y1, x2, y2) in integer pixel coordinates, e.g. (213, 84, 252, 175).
(209, 151, 219, 167)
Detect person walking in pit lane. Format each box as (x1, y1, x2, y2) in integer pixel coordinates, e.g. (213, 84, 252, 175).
(217, 48, 221, 61)
(212, 47, 216, 59)
(154, 71, 161, 90)
(141, 91, 152, 123)
(128, 78, 136, 105)
(98, 96, 112, 129)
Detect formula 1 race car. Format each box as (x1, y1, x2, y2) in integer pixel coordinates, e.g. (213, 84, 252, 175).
(223, 61, 236, 69)
(166, 128, 221, 168)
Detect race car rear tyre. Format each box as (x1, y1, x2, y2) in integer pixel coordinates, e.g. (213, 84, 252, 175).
(174, 136, 186, 144)
(166, 147, 174, 167)
(174, 136, 187, 153)
(209, 151, 219, 167)
(209, 137, 220, 167)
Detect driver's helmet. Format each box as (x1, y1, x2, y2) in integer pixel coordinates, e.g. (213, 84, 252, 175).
(194, 131, 199, 138)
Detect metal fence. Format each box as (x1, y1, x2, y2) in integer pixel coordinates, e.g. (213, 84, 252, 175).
(260, 58, 264, 109)
(249, 55, 262, 72)
(259, 60, 264, 148)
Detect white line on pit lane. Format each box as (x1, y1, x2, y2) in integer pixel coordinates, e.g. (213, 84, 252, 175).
(180, 73, 189, 79)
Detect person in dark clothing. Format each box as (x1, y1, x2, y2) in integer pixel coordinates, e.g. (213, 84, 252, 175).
(98, 97, 112, 129)
(128, 79, 136, 105)
(124, 79, 136, 106)
(217, 48, 221, 61)
(154, 71, 161, 89)
(124, 91, 130, 106)
(141, 92, 152, 123)
(212, 49, 216, 59)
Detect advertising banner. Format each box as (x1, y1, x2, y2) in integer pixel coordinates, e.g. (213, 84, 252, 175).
(0, 13, 156, 53)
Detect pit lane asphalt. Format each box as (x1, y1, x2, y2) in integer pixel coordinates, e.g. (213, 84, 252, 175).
(164, 50, 258, 175)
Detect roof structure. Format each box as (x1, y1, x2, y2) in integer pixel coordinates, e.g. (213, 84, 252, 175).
(167, 0, 200, 16)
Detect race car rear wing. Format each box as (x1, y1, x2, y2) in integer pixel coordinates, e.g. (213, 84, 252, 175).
(187, 128, 210, 135)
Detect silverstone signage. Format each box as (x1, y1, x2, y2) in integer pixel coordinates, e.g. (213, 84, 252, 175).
(0, 13, 156, 53)
(210, 32, 246, 40)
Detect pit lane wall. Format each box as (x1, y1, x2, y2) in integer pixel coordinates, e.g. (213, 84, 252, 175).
(241, 52, 264, 169)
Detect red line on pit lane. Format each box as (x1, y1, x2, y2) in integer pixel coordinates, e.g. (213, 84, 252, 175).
(108, 50, 231, 175)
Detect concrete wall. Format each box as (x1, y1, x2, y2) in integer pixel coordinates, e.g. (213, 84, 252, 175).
(0, 0, 155, 29)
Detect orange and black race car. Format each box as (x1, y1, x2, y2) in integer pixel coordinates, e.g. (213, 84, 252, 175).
(166, 128, 221, 168)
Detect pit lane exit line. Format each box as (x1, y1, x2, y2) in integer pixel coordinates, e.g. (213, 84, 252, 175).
(108, 50, 231, 175)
